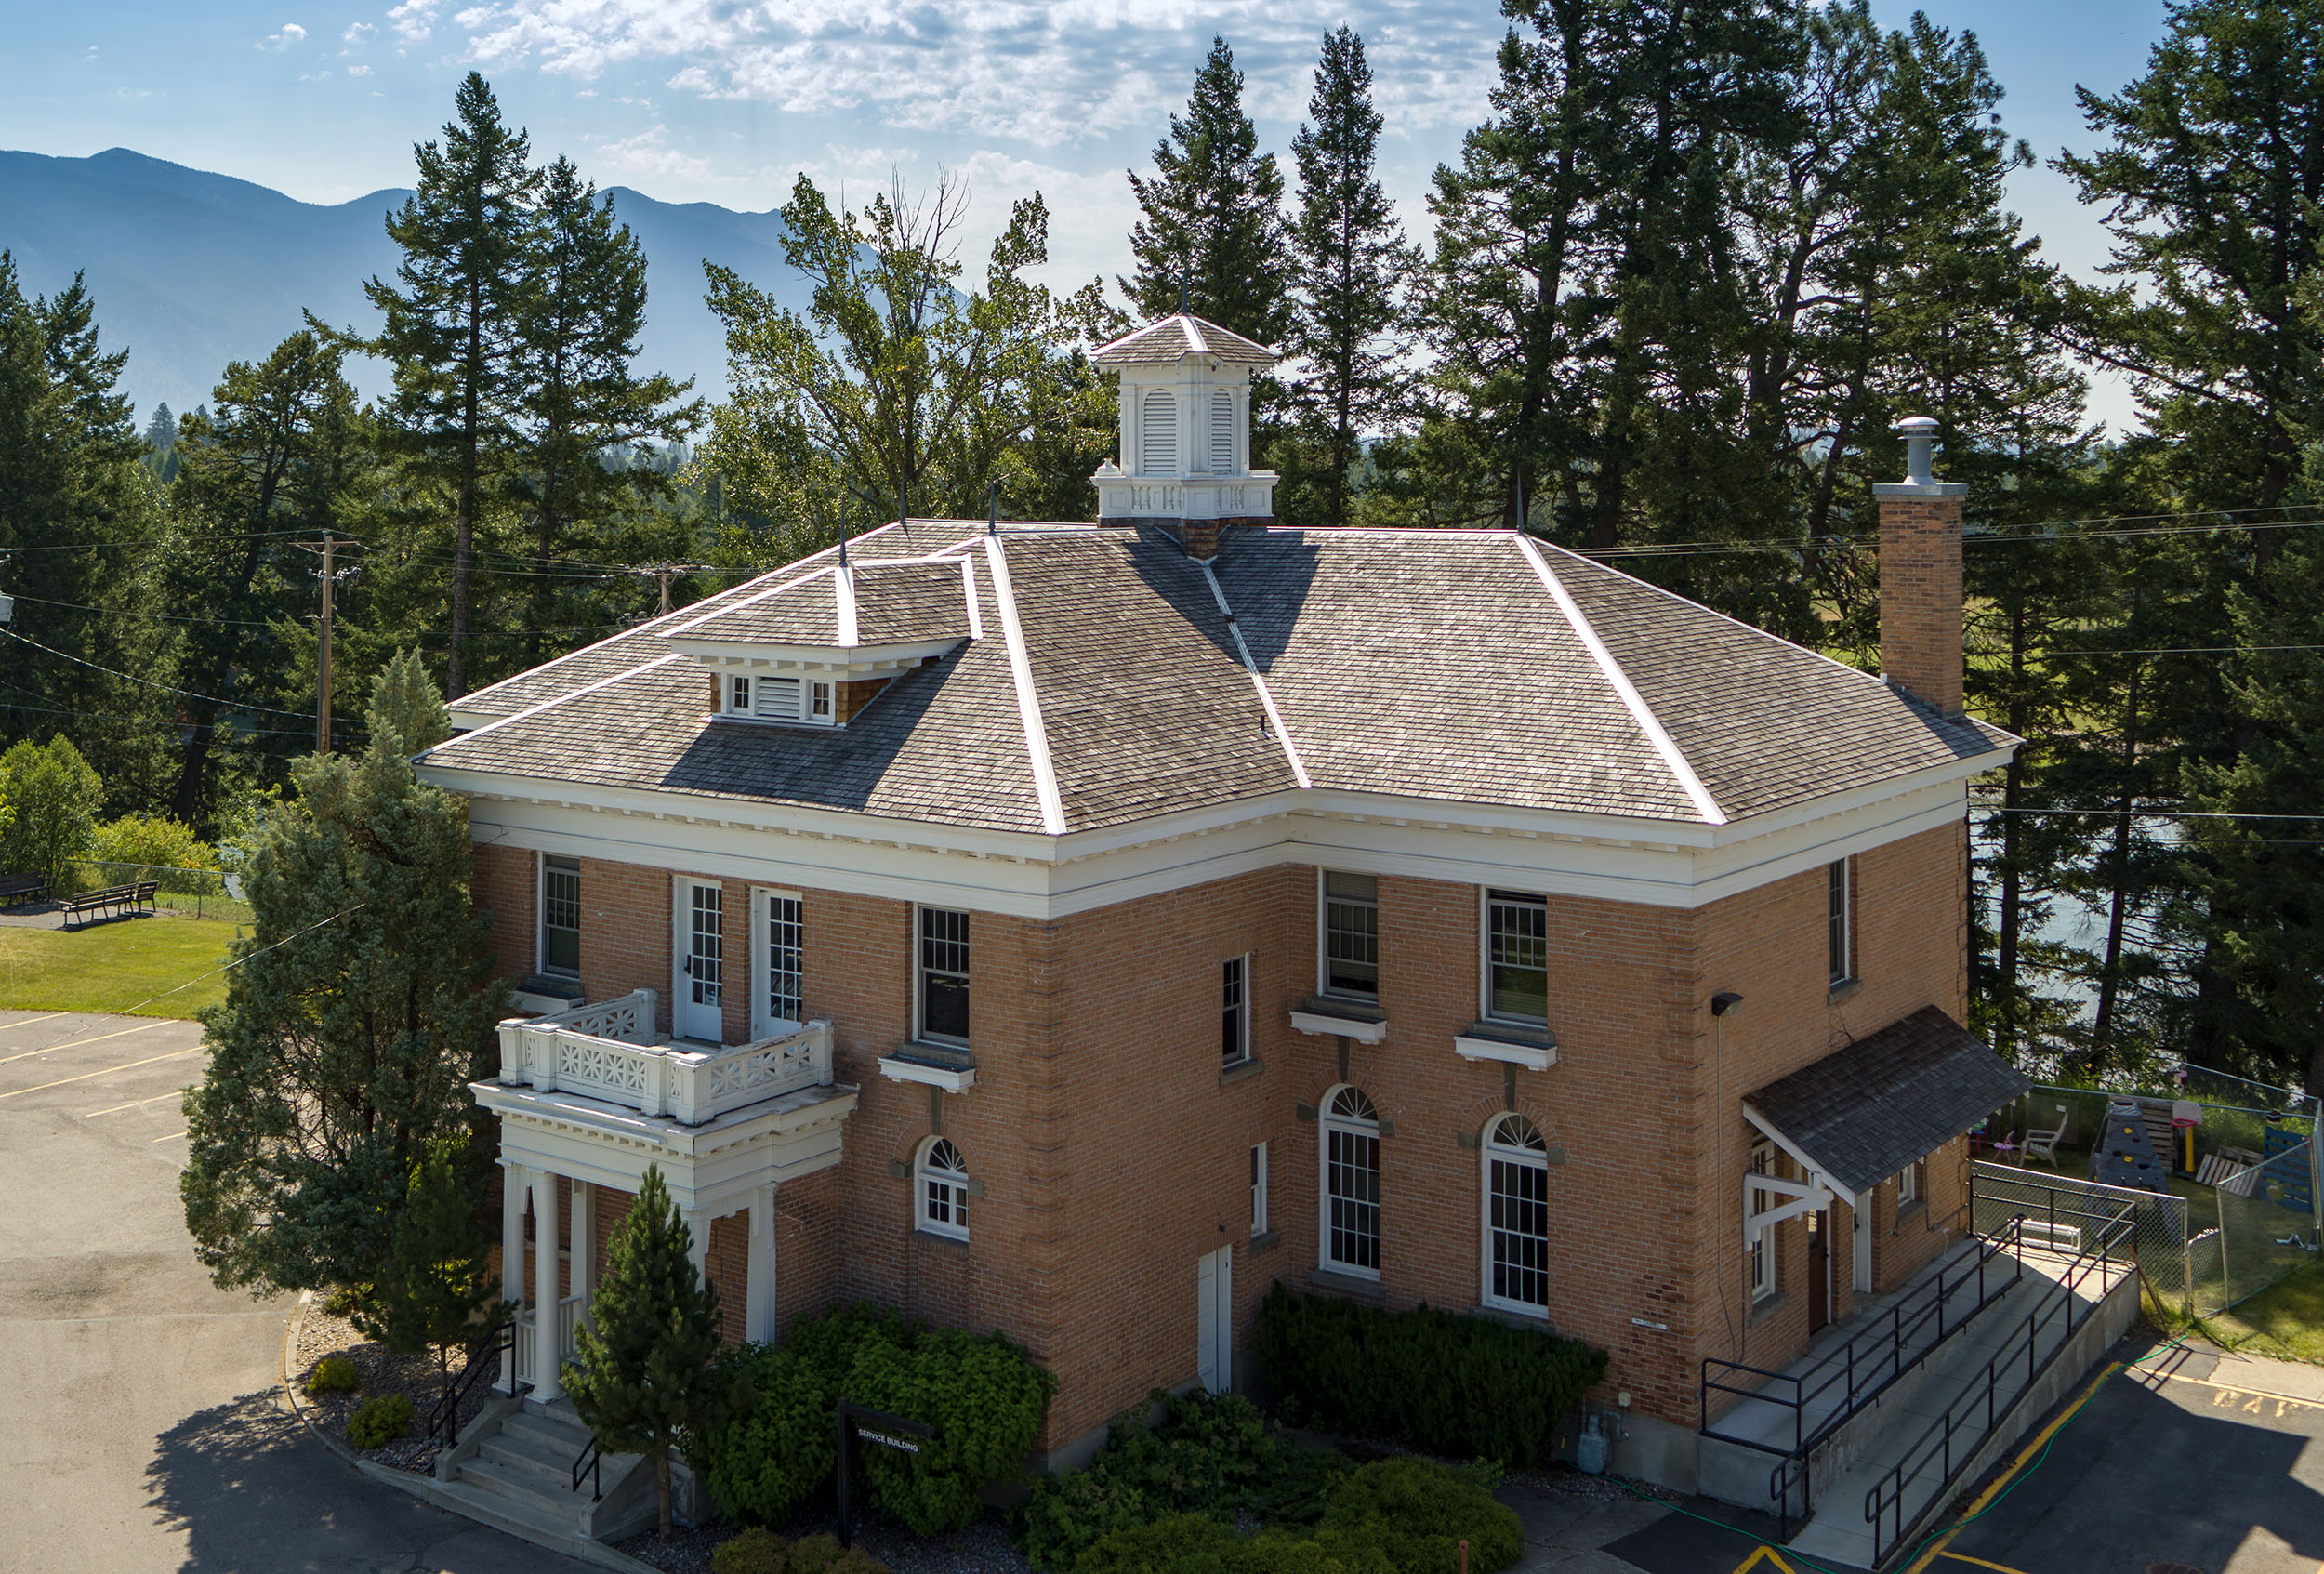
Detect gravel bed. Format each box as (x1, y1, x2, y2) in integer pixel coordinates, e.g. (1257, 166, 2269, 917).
(615, 1506, 1032, 1574)
(289, 1298, 505, 1475)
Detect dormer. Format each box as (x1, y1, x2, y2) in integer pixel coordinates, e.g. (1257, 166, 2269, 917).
(664, 554, 978, 727)
(1090, 312, 1279, 556)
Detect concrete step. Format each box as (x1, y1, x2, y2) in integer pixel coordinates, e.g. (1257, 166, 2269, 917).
(478, 1434, 583, 1491)
(450, 1459, 588, 1531)
(432, 1474, 589, 1542)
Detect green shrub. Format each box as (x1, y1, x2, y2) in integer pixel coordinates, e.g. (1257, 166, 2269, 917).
(1320, 1459, 1524, 1574)
(1070, 1514, 1393, 1574)
(1256, 1285, 1606, 1464)
(305, 1356, 360, 1396)
(346, 1393, 415, 1448)
(686, 1303, 1054, 1536)
(1016, 1391, 1352, 1571)
(89, 813, 222, 893)
(712, 1528, 789, 1574)
(321, 1285, 372, 1320)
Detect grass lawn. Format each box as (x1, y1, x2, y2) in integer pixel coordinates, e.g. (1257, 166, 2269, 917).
(2201, 1259, 2324, 1365)
(0, 913, 242, 1018)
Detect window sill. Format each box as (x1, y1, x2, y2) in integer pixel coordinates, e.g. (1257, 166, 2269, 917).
(1828, 978, 1864, 1003)
(1307, 1266, 1387, 1301)
(1472, 1303, 1554, 1332)
(909, 1227, 970, 1252)
(1895, 1198, 1926, 1229)
(1454, 1021, 1558, 1071)
(1290, 996, 1388, 1044)
(1218, 1056, 1264, 1087)
(878, 1052, 977, 1092)
(1748, 1291, 1789, 1326)
(1249, 1230, 1280, 1252)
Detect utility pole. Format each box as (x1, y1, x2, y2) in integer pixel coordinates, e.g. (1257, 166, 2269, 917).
(316, 529, 335, 754)
(626, 563, 716, 618)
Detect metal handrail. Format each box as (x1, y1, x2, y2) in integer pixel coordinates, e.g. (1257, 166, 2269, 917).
(1861, 1195, 2136, 1565)
(423, 1318, 518, 1446)
(573, 1433, 602, 1501)
(1701, 1222, 2026, 1464)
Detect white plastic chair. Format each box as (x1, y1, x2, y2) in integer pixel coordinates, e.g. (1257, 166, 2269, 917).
(2021, 1104, 2070, 1168)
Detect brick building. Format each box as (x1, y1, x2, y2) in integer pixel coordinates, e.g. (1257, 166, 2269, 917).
(417, 320, 2026, 1492)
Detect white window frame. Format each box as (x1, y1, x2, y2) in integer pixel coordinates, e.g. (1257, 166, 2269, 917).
(1750, 1140, 1779, 1302)
(729, 674, 751, 713)
(1897, 1158, 1924, 1208)
(1250, 1142, 1269, 1234)
(1481, 889, 1549, 1026)
(1221, 954, 1250, 1066)
(720, 670, 839, 728)
(538, 853, 581, 979)
(1480, 1114, 1552, 1317)
(1317, 870, 1380, 1002)
(915, 905, 971, 1048)
(916, 1136, 970, 1241)
(1829, 858, 1855, 986)
(1319, 1084, 1381, 1279)
(748, 885, 805, 1038)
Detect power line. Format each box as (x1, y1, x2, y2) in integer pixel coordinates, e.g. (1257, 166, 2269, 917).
(1972, 804, 2324, 822)
(0, 627, 321, 720)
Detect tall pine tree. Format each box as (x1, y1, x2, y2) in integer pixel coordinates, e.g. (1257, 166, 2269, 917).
(1284, 27, 1416, 530)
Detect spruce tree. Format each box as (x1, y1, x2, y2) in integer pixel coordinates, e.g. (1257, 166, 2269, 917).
(565, 1165, 749, 1541)
(366, 647, 453, 758)
(359, 1134, 507, 1382)
(358, 72, 539, 698)
(178, 665, 506, 1295)
(1124, 36, 1291, 343)
(1286, 27, 1416, 529)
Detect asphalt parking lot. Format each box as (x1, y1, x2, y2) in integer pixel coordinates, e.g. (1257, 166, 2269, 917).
(0, 1007, 591, 1574)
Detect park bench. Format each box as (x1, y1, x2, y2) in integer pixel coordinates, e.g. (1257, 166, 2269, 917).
(0, 872, 51, 906)
(60, 880, 158, 927)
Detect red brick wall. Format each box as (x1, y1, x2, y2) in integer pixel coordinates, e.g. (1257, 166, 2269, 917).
(1878, 491, 1965, 717)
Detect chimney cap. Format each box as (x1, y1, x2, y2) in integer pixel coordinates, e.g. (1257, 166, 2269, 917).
(1895, 416, 1941, 486)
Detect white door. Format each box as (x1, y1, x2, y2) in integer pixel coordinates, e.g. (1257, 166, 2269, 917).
(677, 880, 724, 1042)
(1196, 1245, 1234, 1392)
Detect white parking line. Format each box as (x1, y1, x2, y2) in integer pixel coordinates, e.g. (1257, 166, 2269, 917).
(0, 1012, 71, 1035)
(0, 1047, 203, 1100)
(0, 1019, 166, 1066)
(85, 1091, 186, 1118)
(149, 1130, 187, 1144)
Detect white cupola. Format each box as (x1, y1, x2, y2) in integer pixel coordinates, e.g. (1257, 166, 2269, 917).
(1089, 313, 1279, 550)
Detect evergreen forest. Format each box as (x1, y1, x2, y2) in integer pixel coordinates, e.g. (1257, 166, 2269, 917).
(5, 0, 2323, 1093)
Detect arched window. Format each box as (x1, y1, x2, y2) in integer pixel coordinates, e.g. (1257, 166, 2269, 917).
(917, 1137, 969, 1240)
(1209, 387, 1235, 473)
(1482, 1115, 1550, 1314)
(1321, 1086, 1380, 1276)
(1139, 387, 1178, 473)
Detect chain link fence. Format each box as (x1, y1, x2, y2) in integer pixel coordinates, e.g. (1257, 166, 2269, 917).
(56, 860, 251, 923)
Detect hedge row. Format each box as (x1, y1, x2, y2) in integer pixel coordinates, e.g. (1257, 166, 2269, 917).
(1253, 1284, 1606, 1464)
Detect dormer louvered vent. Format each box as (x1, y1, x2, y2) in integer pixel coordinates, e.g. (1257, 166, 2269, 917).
(1140, 387, 1177, 474)
(1210, 388, 1234, 472)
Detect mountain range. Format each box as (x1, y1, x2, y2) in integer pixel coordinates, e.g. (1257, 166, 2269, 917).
(0, 146, 814, 424)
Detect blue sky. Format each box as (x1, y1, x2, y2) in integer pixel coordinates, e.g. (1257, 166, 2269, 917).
(6, 0, 2166, 428)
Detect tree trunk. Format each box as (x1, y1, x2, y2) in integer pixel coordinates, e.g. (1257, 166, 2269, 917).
(2091, 660, 2142, 1065)
(656, 1441, 672, 1541)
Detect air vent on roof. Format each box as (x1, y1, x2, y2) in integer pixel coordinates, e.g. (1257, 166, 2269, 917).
(1140, 387, 1177, 473)
(753, 677, 803, 721)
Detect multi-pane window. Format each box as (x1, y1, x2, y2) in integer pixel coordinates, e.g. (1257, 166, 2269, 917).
(918, 906, 971, 1044)
(1221, 956, 1249, 1065)
(1749, 1141, 1778, 1302)
(918, 1137, 969, 1240)
(1486, 891, 1549, 1024)
(730, 675, 751, 712)
(1484, 1115, 1551, 1313)
(1321, 872, 1379, 1000)
(728, 673, 837, 726)
(540, 856, 581, 977)
(1898, 1158, 1924, 1207)
(1251, 1142, 1270, 1234)
(765, 893, 804, 1026)
(687, 882, 723, 1008)
(1323, 1086, 1381, 1276)
(1829, 859, 1854, 985)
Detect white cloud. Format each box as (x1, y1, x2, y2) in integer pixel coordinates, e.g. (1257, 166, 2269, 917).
(389, 0, 438, 45)
(257, 22, 309, 51)
(440, 1, 1502, 149)
(342, 20, 376, 49)
(348, 63, 374, 76)
(299, 68, 334, 80)
(588, 124, 719, 184)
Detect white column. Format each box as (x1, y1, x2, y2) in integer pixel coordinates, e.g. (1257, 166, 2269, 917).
(1853, 1190, 1875, 1293)
(569, 1177, 594, 1310)
(497, 1164, 526, 1395)
(746, 1185, 778, 1344)
(532, 1169, 562, 1403)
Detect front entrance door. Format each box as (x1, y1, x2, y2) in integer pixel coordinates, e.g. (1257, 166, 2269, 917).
(1196, 1245, 1234, 1392)
(678, 880, 723, 1042)
(1806, 1208, 1830, 1333)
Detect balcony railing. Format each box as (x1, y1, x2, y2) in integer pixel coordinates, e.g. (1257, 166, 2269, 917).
(495, 988, 836, 1124)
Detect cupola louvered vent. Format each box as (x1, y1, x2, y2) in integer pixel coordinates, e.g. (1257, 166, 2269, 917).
(1210, 389, 1234, 472)
(1140, 387, 1177, 473)
(752, 677, 803, 721)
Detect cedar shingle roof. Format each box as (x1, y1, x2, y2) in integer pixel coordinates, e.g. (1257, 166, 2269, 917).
(1090, 313, 1277, 366)
(1745, 1008, 2030, 1195)
(424, 523, 2012, 838)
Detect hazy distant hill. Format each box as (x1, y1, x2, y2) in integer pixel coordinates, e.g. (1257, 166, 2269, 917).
(0, 146, 810, 423)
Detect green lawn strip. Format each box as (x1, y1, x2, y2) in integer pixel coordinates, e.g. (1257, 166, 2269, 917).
(2199, 1259, 2324, 1365)
(0, 914, 240, 1018)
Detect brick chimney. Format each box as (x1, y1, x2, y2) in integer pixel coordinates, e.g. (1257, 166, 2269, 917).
(1872, 417, 1966, 719)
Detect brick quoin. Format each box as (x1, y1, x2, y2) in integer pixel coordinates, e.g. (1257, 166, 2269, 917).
(486, 823, 1969, 1460)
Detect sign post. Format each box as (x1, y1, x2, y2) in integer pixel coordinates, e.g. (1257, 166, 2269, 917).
(835, 1398, 934, 1548)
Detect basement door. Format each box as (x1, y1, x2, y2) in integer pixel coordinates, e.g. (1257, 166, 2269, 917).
(1196, 1245, 1234, 1393)
(677, 878, 724, 1042)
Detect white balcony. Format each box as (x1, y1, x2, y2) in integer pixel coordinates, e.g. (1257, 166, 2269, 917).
(494, 988, 836, 1126)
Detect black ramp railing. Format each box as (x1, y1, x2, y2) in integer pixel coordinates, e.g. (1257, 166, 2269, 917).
(424, 1317, 519, 1447)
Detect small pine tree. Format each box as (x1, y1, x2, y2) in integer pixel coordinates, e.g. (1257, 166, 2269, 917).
(566, 1166, 750, 1540)
(367, 648, 452, 757)
(358, 1134, 507, 1384)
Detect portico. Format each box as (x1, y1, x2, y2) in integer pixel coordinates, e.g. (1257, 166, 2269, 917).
(470, 988, 859, 1399)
